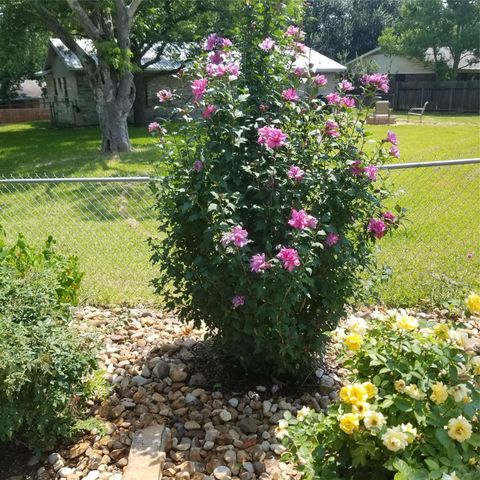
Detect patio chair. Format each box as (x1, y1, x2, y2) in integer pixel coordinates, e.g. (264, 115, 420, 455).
(407, 101, 429, 123)
(366, 100, 396, 125)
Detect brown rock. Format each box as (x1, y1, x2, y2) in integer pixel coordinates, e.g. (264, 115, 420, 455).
(67, 441, 90, 459)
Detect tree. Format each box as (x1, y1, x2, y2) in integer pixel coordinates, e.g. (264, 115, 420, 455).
(379, 0, 480, 79)
(21, 0, 145, 154)
(0, 4, 48, 101)
(304, 0, 402, 61)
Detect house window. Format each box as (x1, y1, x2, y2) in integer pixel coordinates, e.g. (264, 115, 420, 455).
(53, 78, 58, 96)
(63, 78, 69, 99)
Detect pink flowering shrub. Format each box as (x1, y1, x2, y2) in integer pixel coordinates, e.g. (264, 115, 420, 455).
(151, 5, 401, 375)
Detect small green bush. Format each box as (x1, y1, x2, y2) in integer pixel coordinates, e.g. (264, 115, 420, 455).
(0, 229, 97, 449)
(282, 308, 480, 479)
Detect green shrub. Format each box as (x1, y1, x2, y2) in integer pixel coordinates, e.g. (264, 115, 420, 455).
(0, 229, 97, 450)
(151, 2, 400, 376)
(282, 308, 480, 479)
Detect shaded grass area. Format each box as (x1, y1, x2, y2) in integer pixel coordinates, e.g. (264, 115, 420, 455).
(0, 114, 478, 306)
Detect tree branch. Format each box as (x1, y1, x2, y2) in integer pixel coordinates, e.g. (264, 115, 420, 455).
(65, 0, 101, 41)
(127, 0, 144, 22)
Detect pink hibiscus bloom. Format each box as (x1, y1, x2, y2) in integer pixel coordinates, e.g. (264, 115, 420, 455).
(148, 122, 160, 133)
(364, 165, 378, 181)
(294, 67, 306, 77)
(288, 209, 317, 230)
(386, 130, 398, 145)
(287, 165, 305, 181)
(203, 33, 221, 51)
(232, 295, 245, 308)
(338, 79, 354, 92)
(226, 63, 240, 80)
(202, 104, 217, 119)
(382, 211, 396, 224)
(325, 92, 342, 106)
(193, 160, 203, 172)
(221, 225, 250, 248)
(157, 89, 173, 103)
(350, 160, 364, 176)
(259, 37, 276, 52)
(368, 218, 387, 239)
(208, 51, 225, 65)
(285, 25, 305, 40)
(250, 253, 271, 273)
(257, 126, 288, 149)
(389, 145, 400, 158)
(277, 247, 301, 272)
(313, 74, 328, 86)
(282, 88, 300, 102)
(324, 119, 340, 137)
(325, 232, 340, 247)
(361, 73, 389, 93)
(192, 78, 208, 101)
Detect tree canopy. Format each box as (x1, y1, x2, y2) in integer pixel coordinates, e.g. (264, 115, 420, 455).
(379, 0, 480, 78)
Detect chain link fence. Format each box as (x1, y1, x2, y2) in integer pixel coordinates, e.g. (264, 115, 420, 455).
(0, 159, 478, 306)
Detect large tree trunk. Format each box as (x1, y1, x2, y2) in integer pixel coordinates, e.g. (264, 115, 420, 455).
(133, 71, 147, 127)
(98, 98, 131, 153)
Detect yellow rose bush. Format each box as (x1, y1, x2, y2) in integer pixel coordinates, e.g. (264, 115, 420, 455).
(280, 308, 480, 479)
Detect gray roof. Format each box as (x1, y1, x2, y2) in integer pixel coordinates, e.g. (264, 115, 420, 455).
(42, 38, 190, 73)
(295, 46, 346, 73)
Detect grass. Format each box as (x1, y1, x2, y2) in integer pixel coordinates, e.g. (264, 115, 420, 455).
(0, 113, 478, 306)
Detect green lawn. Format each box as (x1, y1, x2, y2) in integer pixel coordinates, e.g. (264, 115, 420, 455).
(0, 114, 478, 306)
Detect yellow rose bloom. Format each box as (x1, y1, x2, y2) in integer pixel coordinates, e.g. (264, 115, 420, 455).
(396, 313, 419, 331)
(466, 292, 480, 313)
(363, 381, 378, 399)
(339, 384, 368, 405)
(363, 411, 386, 430)
(401, 423, 418, 443)
(449, 384, 470, 402)
(470, 356, 480, 376)
(394, 379, 406, 393)
(447, 416, 472, 442)
(344, 333, 363, 351)
(404, 384, 425, 400)
(434, 323, 450, 340)
(382, 427, 409, 452)
(296, 406, 311, 421)
(339, 413, 360, 435)
(352, 402, 370, 418)
(430, 382, 448, 405)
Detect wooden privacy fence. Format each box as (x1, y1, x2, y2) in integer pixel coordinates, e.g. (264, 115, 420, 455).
(392, 80, 480, 113)
(0, 107, 50, 124)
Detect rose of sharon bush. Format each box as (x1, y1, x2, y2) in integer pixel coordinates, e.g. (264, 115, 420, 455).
(281, 305, 480, 479)
(150, 10, 401, 375)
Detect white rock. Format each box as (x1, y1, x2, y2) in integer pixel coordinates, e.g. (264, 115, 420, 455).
(224, 450, 237, 464)
(58, 467, 74, 478)
(262, 400, 272, 414)
(228, 398, 239, 408)
(85, 471, 101, 480)
(213, 466, 231, 480)
(219, 410, 232, 422)
(47, 453, 62, 465)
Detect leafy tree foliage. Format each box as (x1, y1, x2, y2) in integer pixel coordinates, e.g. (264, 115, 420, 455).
(379, 0, 480, 79)
(304, 0, 402, 61)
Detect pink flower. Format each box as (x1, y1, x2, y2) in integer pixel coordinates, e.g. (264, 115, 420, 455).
(221, 38, 233, 48)
(157, 89, 173, 103)
(288, 209, 317, 230)
(325, 232, 340, 247)
(313, 74, 328, 86)
(277, 247, 301, 272)
(193, 160, 203, 172)
(226, 62, 240, 80)
(361, 73, 389, 93)
(389, 145, 400, 158)
(325, 92, 341, 105)
(282, 87, 300, 102)
(208, 51, 225, 65)
(338, 79, 354, 92)
(259, 37, 276, 52)
(385, 130, 398, 145)
(221, 225, 250, 248)
(350, 160, 364, 176)
(148, 122, 160, 133)
(250, 253, 271, 273)
(232, 295, 245, 308)
(257, 126, 288, 149)
(324, 119, 340, 137)
(293, 42, 307, 54)
(382, 211, 396, 224)
(204, 33, 221, 51)
(368, 218, 387, 239)
(342, 97, 356, 108)
(364, 165, 378, 181)
(202, 104, 217, 119)
(294, 67, 306, 77)
(192, 78, 208, 101)
(287, 165, 305, 181)
(285, 25, 305, 40)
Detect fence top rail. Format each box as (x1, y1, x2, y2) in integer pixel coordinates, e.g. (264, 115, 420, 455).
(0, 158, 478, 183)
